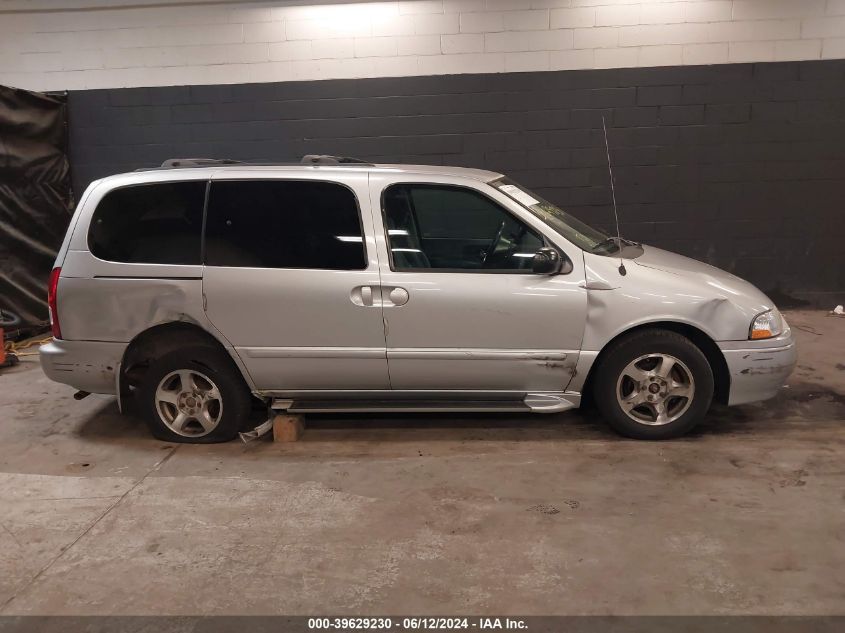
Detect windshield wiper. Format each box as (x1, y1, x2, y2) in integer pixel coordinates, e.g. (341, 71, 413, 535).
(590, 236, 639, 252)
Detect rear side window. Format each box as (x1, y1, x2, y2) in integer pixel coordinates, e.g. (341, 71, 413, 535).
(205, 180, 366, 270)
(88, 181, 206, 265)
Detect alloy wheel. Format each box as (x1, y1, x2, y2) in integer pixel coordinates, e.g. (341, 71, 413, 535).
(154, 369, 223, 437)
(615, 353, 695, 426)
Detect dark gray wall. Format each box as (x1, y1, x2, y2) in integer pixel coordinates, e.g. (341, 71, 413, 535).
(68, 60, 845, 305)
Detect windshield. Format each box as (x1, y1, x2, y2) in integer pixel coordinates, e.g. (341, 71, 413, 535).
(491, 177, 610, 251)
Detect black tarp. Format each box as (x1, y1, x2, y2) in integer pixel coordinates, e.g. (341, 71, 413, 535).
(0, 85, 73, 331)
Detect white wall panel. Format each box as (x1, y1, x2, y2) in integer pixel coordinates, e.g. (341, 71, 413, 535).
(0, 0, 841, 91)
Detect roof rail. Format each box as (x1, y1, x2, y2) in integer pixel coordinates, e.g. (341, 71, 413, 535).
(160, 158, 244, 168)
(301, 154, 372, 166)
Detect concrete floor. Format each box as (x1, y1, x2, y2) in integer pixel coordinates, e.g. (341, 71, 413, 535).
(0, 310, 843, 616)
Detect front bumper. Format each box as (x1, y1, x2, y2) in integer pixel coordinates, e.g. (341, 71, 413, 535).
(718, 327, 797, 406)
(39, 339, 127, 395)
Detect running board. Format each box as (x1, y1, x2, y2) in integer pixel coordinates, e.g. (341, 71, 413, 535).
(288, 399, 531, 413)
(275, 393, 579, 414)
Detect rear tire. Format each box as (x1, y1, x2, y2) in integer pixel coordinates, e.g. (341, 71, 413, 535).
(138, 345, 252, 443)
(592, 330, 714, 440)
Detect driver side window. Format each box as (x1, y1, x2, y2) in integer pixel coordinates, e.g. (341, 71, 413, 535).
(383, 184, 543, 272)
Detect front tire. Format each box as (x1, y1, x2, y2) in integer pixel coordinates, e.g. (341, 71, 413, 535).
(138, 345, 252, 443)
(592, 330, 714, 440)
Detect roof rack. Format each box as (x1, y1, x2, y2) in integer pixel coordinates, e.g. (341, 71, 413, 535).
(160, 158, 244, 168)
(138, 156, 373, 172)
(301, 154, 372, 166)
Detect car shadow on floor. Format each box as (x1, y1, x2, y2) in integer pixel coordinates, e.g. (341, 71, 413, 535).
(75, 396, 620, 444)
(295, 409, 620, 442)
(72, 397, 156, 442)
(70, 378, 845, 448)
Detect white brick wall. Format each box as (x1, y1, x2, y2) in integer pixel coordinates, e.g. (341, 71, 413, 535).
(0, 0, 842, 91)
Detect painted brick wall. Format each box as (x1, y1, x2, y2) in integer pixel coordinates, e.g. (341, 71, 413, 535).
(2, 0, 845, 91)
(68, 59, 845, 303)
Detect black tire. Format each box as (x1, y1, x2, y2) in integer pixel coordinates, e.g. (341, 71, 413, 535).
(0, 309, 20, 328)
(592, 329, 714, 440)
(138, 345, 252, 443)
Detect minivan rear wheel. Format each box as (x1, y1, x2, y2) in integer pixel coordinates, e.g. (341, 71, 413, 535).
(138, 345, 252, 443)
(592, 330, 714, 440)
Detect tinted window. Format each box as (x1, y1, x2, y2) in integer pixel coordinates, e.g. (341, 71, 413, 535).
(89, 181, 206, 264)
(383, 184, 543, 271)
(205, 180, 365, 270)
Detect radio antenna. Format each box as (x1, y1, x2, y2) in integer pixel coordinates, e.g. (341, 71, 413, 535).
(601, 115, 626, 276)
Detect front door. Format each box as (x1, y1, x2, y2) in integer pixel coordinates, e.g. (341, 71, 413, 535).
(369, 174, 588, 393)
(202, 171, 389, 392)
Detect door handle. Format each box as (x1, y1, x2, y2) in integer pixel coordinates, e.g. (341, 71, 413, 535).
(351, 285, 409, 307)
(350, 285, 376, 307)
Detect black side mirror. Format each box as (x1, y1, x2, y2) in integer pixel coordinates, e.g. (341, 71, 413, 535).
(532, 247, 563, 275)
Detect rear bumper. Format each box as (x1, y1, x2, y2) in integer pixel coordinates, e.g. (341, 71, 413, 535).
(39, 339, 126, 395)
(718, 328, 797, 406)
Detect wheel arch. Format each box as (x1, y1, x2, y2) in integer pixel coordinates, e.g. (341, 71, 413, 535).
(120, 321, 252, 391)
(580, 321, 730, 408)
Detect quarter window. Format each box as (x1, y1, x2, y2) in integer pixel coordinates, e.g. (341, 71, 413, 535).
(88, 181, 206, 265)
(383, 184, 543, 271)
(205, 180, 366, 270)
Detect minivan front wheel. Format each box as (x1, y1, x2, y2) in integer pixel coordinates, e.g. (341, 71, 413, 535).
(139, 346, 252, 443)
(593, 330, 714, 440)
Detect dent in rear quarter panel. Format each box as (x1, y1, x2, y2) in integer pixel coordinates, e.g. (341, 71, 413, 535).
(58, 275, 206, 342)
(58, 249, 211, 342)
(56, 249, 258, 390)
(45, 267, 259, 394)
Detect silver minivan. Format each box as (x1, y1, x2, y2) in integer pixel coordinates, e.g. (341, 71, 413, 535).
(40, 156, 796, 442)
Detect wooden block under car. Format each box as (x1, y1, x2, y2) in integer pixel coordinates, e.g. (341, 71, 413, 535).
(272, 413, 305, 442)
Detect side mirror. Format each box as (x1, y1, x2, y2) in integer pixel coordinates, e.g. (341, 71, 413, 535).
(532, 247, 563, 275)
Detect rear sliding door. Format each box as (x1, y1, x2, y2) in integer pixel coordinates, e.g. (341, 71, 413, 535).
(201, 172, 389, 392)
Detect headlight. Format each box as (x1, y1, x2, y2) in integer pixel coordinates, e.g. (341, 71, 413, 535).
(749, 309, 783, 340)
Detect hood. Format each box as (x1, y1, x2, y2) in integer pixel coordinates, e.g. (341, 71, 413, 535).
(632, 244, 773, 310)
(633, 244, 741, 280)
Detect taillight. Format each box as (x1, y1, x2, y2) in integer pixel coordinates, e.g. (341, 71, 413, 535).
(48, 267, 62, 339)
